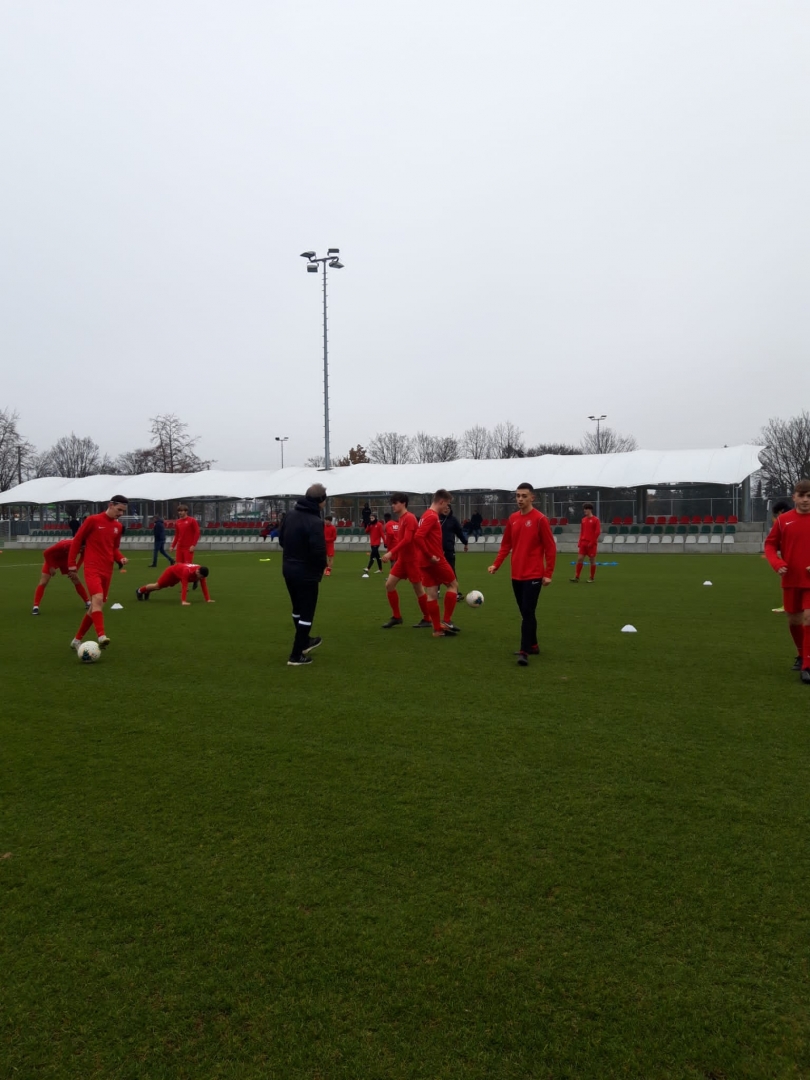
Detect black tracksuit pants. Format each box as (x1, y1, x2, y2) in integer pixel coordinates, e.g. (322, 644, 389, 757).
(366, 546, 382, 571)
(284, 574, 320, 658)
(511, 578, 543, 652)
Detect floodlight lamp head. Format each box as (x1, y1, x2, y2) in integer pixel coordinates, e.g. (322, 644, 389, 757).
(327, 248, 340, 255)
(300, 251, 316, 259)
(306, 263, 318, 272)
(330, 259, 344, 269)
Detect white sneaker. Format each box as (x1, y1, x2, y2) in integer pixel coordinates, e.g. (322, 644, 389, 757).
(374, 569, 382, 574)
(98, 635, 111, 649)
(361, 573, 369, 579)
(70, 638, 81, 651)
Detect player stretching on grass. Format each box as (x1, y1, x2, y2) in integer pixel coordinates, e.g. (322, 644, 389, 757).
(171, 505, 200, 564)
(380, 493, 431, 629)
(414, 489, 461, 638)
(32, 538, 90, 614)
(136, 564, 213, 605)
(764, 479, 810, 683)
(488, 482, 556, 666)
(571, 502, 601, 582)
(68, 495, 128, 651)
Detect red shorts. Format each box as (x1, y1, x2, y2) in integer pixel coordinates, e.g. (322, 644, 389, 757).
(420, 559, 456, 588)
(175, 548, 193, 563)
(391, 560, 422, 585)
(782, 588, 810, 614)
(84, 570, 111, 597)
(42, 558, 69, 576)
(157, 568, 179, 589)
(326, 543, 335, 557)
(578, 543, 598, 558)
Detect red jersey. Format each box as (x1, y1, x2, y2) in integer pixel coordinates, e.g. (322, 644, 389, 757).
(764, 510, 810, 588)
(384, 520, 397, 548)
(386, 511, 418, 564)
(414, 508, 443, 566)
(365, 521, 384, 546)
(324, 522, 337, 544)
(161, 563, 211, 601)
(69, 512, 123, 573)
(172, 516, 200, 551)
(579, 515, 601, 544)
(493, 508, 557, 580)
(45, 538, 83, 570)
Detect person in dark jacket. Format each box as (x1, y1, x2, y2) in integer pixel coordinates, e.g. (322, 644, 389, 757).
(469, 511, 483, 542)
(440, 505, 468, 601)
(279, 483, 328, 666)
(149, 515, 175, 568)
(68, 512, 81, 537)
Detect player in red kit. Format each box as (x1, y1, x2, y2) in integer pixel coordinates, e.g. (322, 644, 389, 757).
(68, 495, 128, 651)
(764, 479, 810, 683)
(171, 505, 200, 564)
(136, 564, 213, 605)
(32, 538, 90, 614)
(488, 482, 556, 666)
(380, 493, 430, 629)
(571, 502, 601, 582)
(364, 514, 385, 575)
(324, 516, 337, 576)
(414, 489, 461, 637)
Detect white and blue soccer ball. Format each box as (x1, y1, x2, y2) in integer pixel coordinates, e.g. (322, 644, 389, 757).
(77, 641, 101, 664)
(465, 590, 484, 607)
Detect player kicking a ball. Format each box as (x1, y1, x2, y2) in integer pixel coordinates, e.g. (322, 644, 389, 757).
(68, 495, 129, 651)
(414, 489, 462, 637)
(32, 538, 90, 614)
(136, 564, 213, 605)
(571, 502, 601, 582)
(764, 479, 810, 682)
(380, 493, 432, 629)
(488, 482, 556, 666)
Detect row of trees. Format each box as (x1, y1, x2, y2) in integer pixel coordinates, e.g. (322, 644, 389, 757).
(0, 410, 212, 490)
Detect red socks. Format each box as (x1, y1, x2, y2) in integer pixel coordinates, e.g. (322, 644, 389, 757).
(74, 581, 89, 602)
(575, 561, 583, 579)
(443, 590, 458, 623)
(75, 613, 93, 641)
(417, 593, 429, 619)
(34, 585, 46, 607)
(387, 591, 401, 619)
(426, 599, 442, 632)
(91, 611, 105, 637)
(790, 623, 804, 654)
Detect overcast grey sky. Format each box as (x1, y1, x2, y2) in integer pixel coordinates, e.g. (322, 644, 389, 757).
(1, 1, 808, 469)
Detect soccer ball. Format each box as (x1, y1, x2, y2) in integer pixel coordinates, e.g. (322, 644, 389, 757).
(465, 590, 484, 607)
(77, 641, 101, 664)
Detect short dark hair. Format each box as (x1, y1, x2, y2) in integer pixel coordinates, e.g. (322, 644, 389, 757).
(793, 480, 810, 496)
(772, 499, 792, 515)
(433, 488, 452, 502)
(325, 514, 333, 522)
(390, 492, 409, 506)
(198, 566, 209, 577)
(306, 483, 327, 502)
(517, 482, 534, 493)
(110, 495, 128, 505)
(384, 512, 391, 521)
(583, 502, 594, 511)
(176, 504, 188, 512)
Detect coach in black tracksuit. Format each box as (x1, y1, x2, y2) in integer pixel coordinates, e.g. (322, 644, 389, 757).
(279, 483, 328, 666)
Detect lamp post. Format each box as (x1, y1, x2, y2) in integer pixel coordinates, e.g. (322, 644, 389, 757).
(300, 248, 345, 470)
(275, 436, 289, 469)
(588, 414, 607, 520)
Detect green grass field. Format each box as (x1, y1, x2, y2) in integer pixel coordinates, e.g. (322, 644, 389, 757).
(2, 548, 809, 1079)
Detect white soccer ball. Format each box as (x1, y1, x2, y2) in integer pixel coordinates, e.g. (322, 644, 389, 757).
(77, 641, 101, 664)
(465, 590, 484, 607)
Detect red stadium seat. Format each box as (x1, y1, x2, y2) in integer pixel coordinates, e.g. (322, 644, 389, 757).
(703, 515, 713, 524)
(499, 518, 508, 526)
(667, 516, 677, 525)
(715, 515, 726, 524)
(645, 516, 654, 525)
(560, 518, 569, 526)
(622, 517, 632, 526)
(679, 516, 689, 524)
(550, 517, 558, 525)
(728, 515, 738, 524)
(691, 516, 701, 524)
(612, 517, 621, 525)
(656, 516, 666, 525)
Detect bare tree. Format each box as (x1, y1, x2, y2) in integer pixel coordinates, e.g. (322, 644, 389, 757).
(368, 432, 413, 464)
(526, 442, 583, 456)
(0, 408, 35, 490)
(757, 413, 810, 494)
(461, 425, 492, 460)
(44, 433, 102, 477)
(580, 426, 638, 454)
(114, 448, 158, 475)
(305, 454, 325, 468)
(411, 432, 460, 463)
(433, 435, 459, 462)
(491, 421, 525, 459)
(149, 414, 213, 473)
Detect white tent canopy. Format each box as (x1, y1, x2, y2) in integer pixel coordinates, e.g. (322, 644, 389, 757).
(0, 446, 764, 505)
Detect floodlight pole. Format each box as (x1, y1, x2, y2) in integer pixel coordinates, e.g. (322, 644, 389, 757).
(301, 249, 345, 470)
(275, 436, 289, 469)
(588, 414, 607, 520)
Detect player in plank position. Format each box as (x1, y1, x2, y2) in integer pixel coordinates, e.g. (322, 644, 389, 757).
(764, 479, 810, 682)
(571, 502, 601, 582)
(171, 505, 200, 564)
(32, 538, 90, 614)
(414, 489, 461, 637)
(324, 515, 337, 576)
(68, 495, 129, 651)
(488, 482, 556, 666)
(136, 564, 213, 605)
(380, 493, 431, 629)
